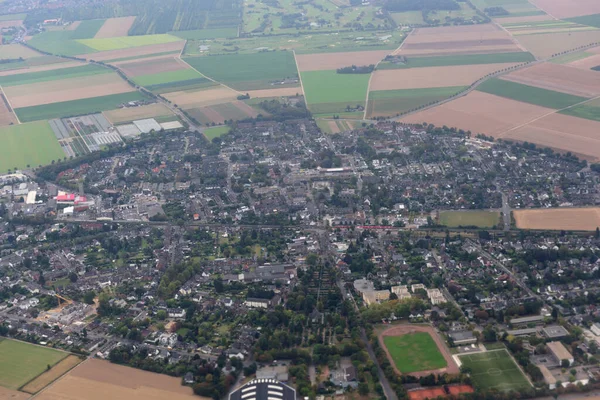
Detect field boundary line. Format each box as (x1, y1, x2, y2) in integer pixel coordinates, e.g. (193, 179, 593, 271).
(30, 357, 91, 399)
(292, 50, 307, 108)
(19, 355, 83, 394)
(175, 56, 244, 95)
(0, 84, 20, 124)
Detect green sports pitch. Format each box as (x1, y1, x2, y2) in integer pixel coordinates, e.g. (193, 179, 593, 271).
(0, 338, 68, 390)
(383, 332, 447, 374)
(458, 350, 531, 392)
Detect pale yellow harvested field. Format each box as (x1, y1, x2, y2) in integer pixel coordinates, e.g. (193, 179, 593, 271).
(164, 86, 237, 108)
(21, 355, 83, 394)
(500, 113, 600, 161)
(79, 41, 185, 61)
(517, 31, 600, 59)
(529, 0, 600, 18)
(36, 359, 209, 400)
(0, 386, 30, 400)
(0, 92, 17, 126)
(104, 103, 174, 124)
(400, 91, 553, 136)
(500, 62, 600, 97)
(328, 120, 340, 133)
(0, 61, 83, 77)
(496, 14, 554, 24)
(569, 53, 600, 70)
(245, 87, 303, 98)
(295, 50, 390, 71)
(514, 208, 600, 231)
(94, 16, 136, 38)
(118, 57, 185, 77)
(0, 44, 41, 59)
(370, 63, 519, 90)
(5, 73, 134, 108)
(0, 20, 22, 29)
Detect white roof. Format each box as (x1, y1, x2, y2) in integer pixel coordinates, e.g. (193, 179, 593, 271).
(133, 118, 162, 133)
(160, 121, 183, 130)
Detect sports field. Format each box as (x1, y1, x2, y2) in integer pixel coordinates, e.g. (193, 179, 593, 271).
(0, 338, 68, 390)
(458, 350, 531, 392)
(204, 125, 231, 140)
(477, 78, 588, 109)
(379, 52, 535, 69)
(78, 34, 181, 51)
(0, 122, 64, 172)
(301, 70, 370, 114)
(184, 52, 299, 90)
(14, 92, 147, 122)
(0, 64, 109, 87)
(368, 86, 465, 117)
(383, 332, 447, 374)
(439, 211, 500, 228)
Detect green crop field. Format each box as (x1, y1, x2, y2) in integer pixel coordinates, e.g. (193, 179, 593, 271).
(133, 68, 203, 87)
(204, 125, 231, 140)
(0, 64, 109, 87)
(567, 14, 600, 28)
(0, 13, 26, 21)
(301, 70, 370, 113)
(70, 19, 106, 39)
(439, 210, 500, 228)
(145, 78, 216, 93)
(378, 52, 535, 69)
(550, 52, 593, 64)
(15, 92, 147, 122)
(368, 86, 465, 116)
(383, 332, 447, 374)
(0, 122, 65, 172)
(28, 31, 96, 56)
(184, 51, 299, 90)
(77, 34, 181, 51)
(561, 99, 600, 122)
(170, 28, 238, 39)
(477, 78, 588, 109)
(458, 350, 531, 392)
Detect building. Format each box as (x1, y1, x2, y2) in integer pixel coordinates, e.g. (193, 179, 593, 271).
(256, 366, 289, 382)
(229, 379, 296, 400)
(547, 341, 574, 366)
(426, 288, 446, 305)
(448, 330, 477, 346)
(591, 322, 600, 336)
(330, 365, 358, 389)
(362, 290, 390, 306)
(391, 285, 412, 300)
(245, 298, 271, 308)
(539, 365, 557, 390)
(542, 325, 569, 340)
(510, 315, 544, 326)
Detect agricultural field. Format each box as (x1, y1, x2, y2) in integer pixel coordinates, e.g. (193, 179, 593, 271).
(163, 86, 238, 109)
(186, 101, 258, 125)
(567, 14, 600, 28)
(20, 355, 82, 394)
(70, 19, 106, 39)
(500, 19, 595, 35)
(77, 34, 182, 51)
(36, 359, 201, 400)
(0, 64, 109, 86)
(0, 91, 17, 126)
(513, 207, 600, 230)
(561, 98, 600, 121)
(516, 30, 600, 59)
(316, 119, 360, 134)
(528, 0, 600, 19)
(370, 63, 519, 91)
(170, 28, 238, 40)
(0, 338, 68, 390)
(14, 92, 148, 122)
(0, 44, 42, 59)
(477, 78, 587, 109)
(184, 51, 299, 90)
(81, 41, 185, 62)
(301, 70, 370, 115)
(471, 0, 545, 17)
(27, 30, 97, 56)
(458, 350, 531, 392)
(94, 17, 137, 38)
(133, 70, 212, 93)
(378, 52, 535, 69)
(383, 333, 447, 374)
(104, 103, 175, 124)
(367, 86, 465, 117)
(390, 11, 425, 26)
(439, 210, 500, 228)
(295, 50, 389, 72)
(204, 125, 231, 140)
(550, 51, 595, 64)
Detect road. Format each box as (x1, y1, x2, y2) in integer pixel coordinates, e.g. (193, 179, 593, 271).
(501, 192, 511, 231)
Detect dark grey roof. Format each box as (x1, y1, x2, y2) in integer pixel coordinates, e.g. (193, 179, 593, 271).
(230, 379, 296, 400)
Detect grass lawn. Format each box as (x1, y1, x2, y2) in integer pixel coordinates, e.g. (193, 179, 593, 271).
(184, 51, 299, 90)
(458, 350, 531, 392)
(78, 34, 181, 51)
(15, 92, 148, 122)
(170, 28, 238, 39)
(0, 338, 67, 390)
(0, 121, 64, 172)
(439, 211, 500, 228)
(133, 68, 203, 86)
(477, 78, 588, 109)
(368, 86, 465, 116)
(204, 125, 231, 140)
(0, 64, 109, 87)
(378, 52, 535, 69)
(70, 19, 106, 40)
(301, 70, 370, 111)
(383, 332, 447, 374)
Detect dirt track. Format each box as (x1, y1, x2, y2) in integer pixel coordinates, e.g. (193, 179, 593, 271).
(379, 324, 459, 377)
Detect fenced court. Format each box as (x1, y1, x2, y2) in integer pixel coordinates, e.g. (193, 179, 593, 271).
(458, 350, 531, 392)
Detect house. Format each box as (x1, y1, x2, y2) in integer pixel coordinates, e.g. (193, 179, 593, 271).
(330, 365, 358, 389)
(245, 298, 271, 308)
(591, 322, 600, 336)
(167, 308, 186, 319)
(547, 341, 574, 366)
(510, 315, 544, 326)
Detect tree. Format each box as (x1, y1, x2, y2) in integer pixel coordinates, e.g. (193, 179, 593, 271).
(83, 291, 95, 305)
(157, 310, 167, 320)
(561, 359, 570, 368)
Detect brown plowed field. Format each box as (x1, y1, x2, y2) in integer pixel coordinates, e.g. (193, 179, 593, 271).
(232, 100, 259, 118)
(568, 53, 600, 70)
(4, 73, 135, 108)
(245, 87, 303, 98)
(500, 113, 600, 161)
(94, 17, 136, 38)
(35, 359, 209, 400)
(164, 86, 237, 108)
(191, 106, 225, 124)
(0, 20, 22, 29)
(500, 62, 600, 97)
(379, 324, 459, 377)
(0, 92, 17, 126)
(104, 103, 174, 124)
(295, 50, 390, 71)
(21, 355, 82, 394)
(528, 0, 600, 18)
(370, 63, 519, 90)
(514, 208, 600, 231)
(496, 14, 554, 24)
(328, 120, 340, 133)
(1, 44, 41, 59)
(118, 57, 185, 77)
(517, 31, 600, 59)
(401, 91, 553, 136)
(0, 386, 30, 400)
(79, 41, 185, 61)
(0, 61, 83, 77)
